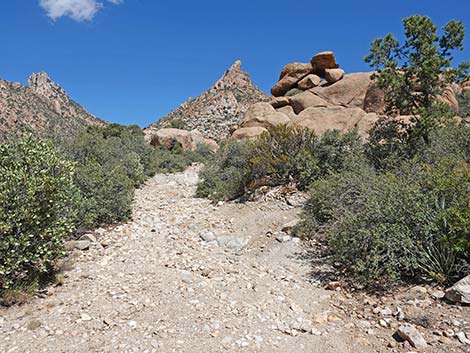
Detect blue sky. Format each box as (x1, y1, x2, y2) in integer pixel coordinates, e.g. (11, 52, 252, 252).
(1, 1, 469, 127)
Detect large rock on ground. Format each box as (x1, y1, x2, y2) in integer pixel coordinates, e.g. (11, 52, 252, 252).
(288, 91, 329, 114)
(150, 128, 193, 150)
(310, 51, 339, 77)
(290, 106, 378, 137)
(437, 86, 459, 112)
(271, 63, 312, 97)
(270, 96, 290, 108)
(149, 128, 219, 152)
(232, 126, 268, 140)
(202, 138, 220, 152)
(363, 82, 386, 114)
(310, 72, 374, 108)
(276, 105, 297, 120)
(325, 68, 345, 83)
(445, 275, 470, 304)
(397, 324, 428, 349)
(297, 74, 321, 90)
(241, 102, 291, 129)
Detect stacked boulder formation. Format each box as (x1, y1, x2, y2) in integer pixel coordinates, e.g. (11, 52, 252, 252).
(232, 51, 383, 139)
(232, 51, 466, 140)
(271, 51, 344, 97)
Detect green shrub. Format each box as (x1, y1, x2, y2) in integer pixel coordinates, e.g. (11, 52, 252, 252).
(59, 124, 212, 225)
(284, 88, 304, 97)
(365, 104, 455, 170)
(59, 125, 142, 226)
(168, 118, 188, 129)
(197, 126, 363, 201)
(150, 143, 213, 174)
(196, 139, 252, 201)
(299, 155, 470, 287)
(248, 126, 320, 189)
(0, 137, 80, 294)
(300, 166, 440, 287)
(71, 159, 133, 225)
(413, 122, 470, 164)
(421, 159, 470, 256)
(458, 93, 470, 117)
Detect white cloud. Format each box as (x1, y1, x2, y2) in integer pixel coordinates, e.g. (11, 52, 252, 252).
(39, 0, 123, 22)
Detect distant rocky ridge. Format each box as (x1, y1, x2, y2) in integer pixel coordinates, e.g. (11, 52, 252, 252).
(145, 60, 270, 141)
(0, 72, 104, 141)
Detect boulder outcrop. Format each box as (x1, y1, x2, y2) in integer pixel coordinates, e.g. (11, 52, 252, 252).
(233, 52, 381, 139)
(310, 51, 339, 76)
(325, 68, 345, 83)
(271, 63, 313, 97)
(310, 72, 374, 108)
(148, 128, 219, 152)
(288, 91, 329, 114)
(232, 126, 268, 140)
(290, 106, 378, 137)
(233, 51, 467, 141)
(240, 102, 291, 129)
(297, 74, 321, 90)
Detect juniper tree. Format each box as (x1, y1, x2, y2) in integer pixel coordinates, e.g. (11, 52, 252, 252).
(365, 15, 469, 114)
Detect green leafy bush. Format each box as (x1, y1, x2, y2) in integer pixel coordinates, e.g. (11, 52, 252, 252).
(196, 139, 252, 201)
(365, 104, 455, 170)
(0, 137, 81, 294)
(59, 124, 150, 226)
(60, 124, 211, 226)
(458, 93, 470, 117)
(197, 126, 362, 201)
(168, 118, 188, 129)
(151, 143, 214, 174)
(299, 154, 470, 287)
(285, 88, 304, 97)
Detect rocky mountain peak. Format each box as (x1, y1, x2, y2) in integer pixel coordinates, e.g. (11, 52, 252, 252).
(211, 60, 251, 92)
(0, 73, 104, 141)
(28, 71, 68, 100)
(146, 60, 270, 141)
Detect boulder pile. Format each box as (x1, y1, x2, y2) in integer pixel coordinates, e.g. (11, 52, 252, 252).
(145, 128, 219, 152)
(231, 50, 464, 140)
(232, 51, 383, 139)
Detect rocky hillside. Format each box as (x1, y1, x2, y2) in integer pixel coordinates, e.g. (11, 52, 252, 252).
(0, 72, 104, 141)
(145, 61, 269, 141)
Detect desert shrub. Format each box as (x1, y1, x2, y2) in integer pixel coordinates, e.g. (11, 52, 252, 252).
(59, 123, 211, 226)
(151, 143, 212, 174)
(0, 137, 81, 295)
(413, 122, 470, 164)
(71, 159, 134, 225)
(421, 159, 470, 257)
(300, 166, 440, 287)
(248, 126, 319, 188)
(458, 93, 470, 117)
(197, 126, 363, 201)
(59, 124, 155, 226)
(365, 104, 455, 170)
(315, 130, 365, 176)
(285, 88, 304, 97)
(299, 155, 470, 287)
(168, 118, 188, 129)
(196, 139, 252, 201)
